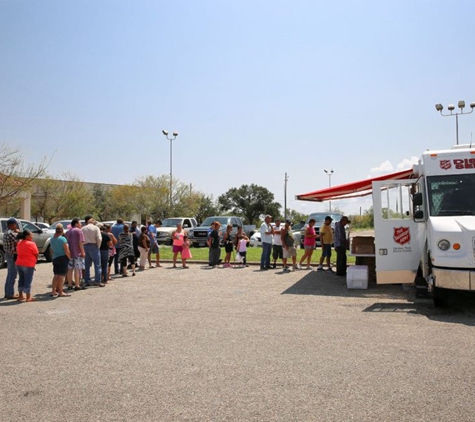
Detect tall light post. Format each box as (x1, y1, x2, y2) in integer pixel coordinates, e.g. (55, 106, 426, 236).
(162, 130, 178, 212)
(284, 172, 289, 221)
(324, 169, 334, 212)
(435, 101, 475, 145)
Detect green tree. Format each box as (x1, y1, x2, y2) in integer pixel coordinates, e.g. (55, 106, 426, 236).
(0, 143, 48, 210)
(108, 184, 141, 220)
(193, 194, 219, 224)
(218, 184, 281, 225)
(284, 209, 307, 224)
(349, 206, 374, 229)
(31, 173, 94, 223)
(133, 175, 173, 220)
(92, 184, 112, 221)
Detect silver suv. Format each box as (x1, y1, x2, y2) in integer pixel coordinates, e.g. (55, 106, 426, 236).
(0, 218, 53, 267)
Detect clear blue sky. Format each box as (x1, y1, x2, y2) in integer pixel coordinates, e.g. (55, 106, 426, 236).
(1, 0, 474, 216)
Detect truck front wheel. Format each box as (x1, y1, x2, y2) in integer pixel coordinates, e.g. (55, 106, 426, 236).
(433, 286, 449, 308)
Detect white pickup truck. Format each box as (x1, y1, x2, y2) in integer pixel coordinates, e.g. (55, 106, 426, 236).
(155, 217, 198, 245)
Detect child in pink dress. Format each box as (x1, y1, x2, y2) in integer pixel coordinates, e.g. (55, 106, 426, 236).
(181, 235, 192, 268)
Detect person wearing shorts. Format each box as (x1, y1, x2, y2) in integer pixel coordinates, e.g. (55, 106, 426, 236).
(147, 220, 162, 268)
(172, 223, 185, 268)
(66, 218, 86, 291)
(50, 224, 71, 297)
(317, 216, 334, 272)
(298, 219, 317, 270)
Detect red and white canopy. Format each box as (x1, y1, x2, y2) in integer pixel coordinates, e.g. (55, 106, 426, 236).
(296, 169, 414, 202)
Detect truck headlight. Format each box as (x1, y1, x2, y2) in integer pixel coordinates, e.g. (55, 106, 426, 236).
(438, 239, 450, 251)
(188, 230, 194, 237)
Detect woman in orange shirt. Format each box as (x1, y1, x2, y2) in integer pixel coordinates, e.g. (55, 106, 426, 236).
(16, 230, 39, 302)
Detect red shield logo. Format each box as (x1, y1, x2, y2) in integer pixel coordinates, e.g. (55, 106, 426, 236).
(393, 227, 410, 245)
(440, 160, 451, 170)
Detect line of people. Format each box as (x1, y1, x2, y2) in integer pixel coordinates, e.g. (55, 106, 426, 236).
(2, 216, 173, 301)
(259, 214, 351, 275)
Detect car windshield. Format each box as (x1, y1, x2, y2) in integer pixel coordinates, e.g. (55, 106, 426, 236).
(427, 174, 475, 216)
(161, 218, 183, 227)
(200, 217, 230, 227)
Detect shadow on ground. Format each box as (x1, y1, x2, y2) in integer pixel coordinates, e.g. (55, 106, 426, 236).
(282, 270, 475, 326)
(281, 270, 405, 300)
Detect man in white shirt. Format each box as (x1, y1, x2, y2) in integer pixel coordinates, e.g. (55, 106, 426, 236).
(259, 215, 274, 270)
(272, 219, 283, 269)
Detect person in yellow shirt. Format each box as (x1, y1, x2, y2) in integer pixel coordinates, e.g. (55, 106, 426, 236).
(317, 216, 334, 272)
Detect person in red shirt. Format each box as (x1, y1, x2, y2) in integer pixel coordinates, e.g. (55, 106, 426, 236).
(15, 230, 39, 302)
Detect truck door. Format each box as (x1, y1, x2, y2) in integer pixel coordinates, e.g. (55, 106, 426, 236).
(372, 180, 426, 284)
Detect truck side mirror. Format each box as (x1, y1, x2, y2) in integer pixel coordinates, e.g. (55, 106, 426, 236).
(414, 210, 424, 219)
(413, 192, 423, 206)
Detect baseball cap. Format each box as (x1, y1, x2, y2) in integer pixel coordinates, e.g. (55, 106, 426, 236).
(7, 217, 18, 225)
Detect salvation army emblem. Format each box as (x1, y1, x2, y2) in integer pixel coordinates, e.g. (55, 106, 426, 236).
(439, 160, 451, 170)
(393, 227, 410, 245)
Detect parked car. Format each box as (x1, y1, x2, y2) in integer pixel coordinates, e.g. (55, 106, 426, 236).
(156, 217, 198, 245)
(300, 212, 343, 246)
(0, 218, 54, 267)
(188, 216, 256, 247)
(249, 223, 302, 247)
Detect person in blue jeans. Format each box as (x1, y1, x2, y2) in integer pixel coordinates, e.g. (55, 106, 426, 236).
(15, 230, 39, 302)
(260, 215, 274, 270)
(81, 216, 104, 287)
(4, 218, 19, 299)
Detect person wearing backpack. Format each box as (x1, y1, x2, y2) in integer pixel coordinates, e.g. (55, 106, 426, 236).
(281, 220, 297, 272)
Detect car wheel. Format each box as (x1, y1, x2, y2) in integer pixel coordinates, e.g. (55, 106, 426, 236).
(44, 246, 53, 262)
(0, 248, 5, 268)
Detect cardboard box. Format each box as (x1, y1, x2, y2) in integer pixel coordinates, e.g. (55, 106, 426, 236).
(351, 236, 375, 255)
(346, 265, 369, 289)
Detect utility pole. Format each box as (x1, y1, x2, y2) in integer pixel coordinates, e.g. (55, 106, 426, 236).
(284, 172, 289, 221)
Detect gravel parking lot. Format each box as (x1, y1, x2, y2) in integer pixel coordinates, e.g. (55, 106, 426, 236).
(1, 261, 475, 422)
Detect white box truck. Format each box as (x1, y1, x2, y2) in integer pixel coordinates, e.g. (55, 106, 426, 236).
(373, 144, 475, 307)
(297, 144, 475, 307)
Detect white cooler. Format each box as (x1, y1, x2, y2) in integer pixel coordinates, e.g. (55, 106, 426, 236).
(346, 265, 368, 289)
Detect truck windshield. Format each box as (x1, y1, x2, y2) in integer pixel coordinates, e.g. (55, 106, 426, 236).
(427, 174, 475, 216)
(200, 217, 230, 227)
(307, 213, 342, 223)
(161, 218, 182, 227)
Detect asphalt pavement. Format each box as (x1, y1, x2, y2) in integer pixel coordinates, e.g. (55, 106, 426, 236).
(1, 261, 475, 422)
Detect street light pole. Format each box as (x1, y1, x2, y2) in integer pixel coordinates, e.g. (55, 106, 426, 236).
(324, 169, 334, 212)
(435, 101, 475, 145)
(284, 172, 289, 221)
(162, 130, 178, 212)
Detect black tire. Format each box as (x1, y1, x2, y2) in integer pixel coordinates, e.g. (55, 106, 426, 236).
(433, 286, 449, 308)
(0, 248, 5, 268)
(44, 246, 53, 262)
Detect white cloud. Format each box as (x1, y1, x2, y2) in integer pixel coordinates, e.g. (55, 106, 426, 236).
(370, 160, 394, 174)
(396, 156, 419, 170)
